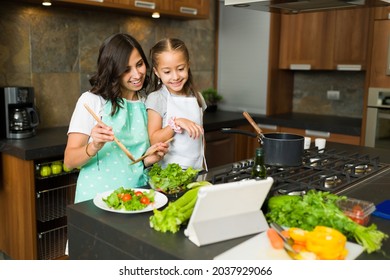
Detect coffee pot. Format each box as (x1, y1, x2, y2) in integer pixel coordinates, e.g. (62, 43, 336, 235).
(9, 107, 39, 132)
(1, 87, 40, 139)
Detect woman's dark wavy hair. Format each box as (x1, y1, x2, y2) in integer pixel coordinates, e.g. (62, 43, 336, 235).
(89, 33, 150, 116)
(148, 38, 202, 107)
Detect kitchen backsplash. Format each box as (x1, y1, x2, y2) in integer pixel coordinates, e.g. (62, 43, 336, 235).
(0, 1, 216, 128)
(293, 71, 365, 118)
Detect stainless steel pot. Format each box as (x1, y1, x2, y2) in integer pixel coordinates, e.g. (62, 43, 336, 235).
(221, 128, 304, 167)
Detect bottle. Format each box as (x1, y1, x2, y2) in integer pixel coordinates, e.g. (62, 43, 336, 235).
(251, 147, 267, 180)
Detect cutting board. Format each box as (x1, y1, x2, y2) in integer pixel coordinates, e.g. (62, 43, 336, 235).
(214, 231, 364, 260)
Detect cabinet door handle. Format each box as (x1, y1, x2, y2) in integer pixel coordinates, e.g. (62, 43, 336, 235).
(289, 64, 311, 70)
(305, 130, 330, 138)
(337, 64, 362, 71)
(135, 0, 156, 9)
(180, 6, 198, 15)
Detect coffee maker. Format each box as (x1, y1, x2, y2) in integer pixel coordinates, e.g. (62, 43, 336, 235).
(1, 87, 40, 139)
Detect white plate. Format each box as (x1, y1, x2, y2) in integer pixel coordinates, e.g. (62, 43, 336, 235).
(214, 230, 364, 260)
(93, 188, 168, 214)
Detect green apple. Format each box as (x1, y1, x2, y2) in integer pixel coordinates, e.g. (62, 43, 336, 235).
(51, 163, 62, 175)
(40, 166, 52, 177)
(63, 163, 73, 172)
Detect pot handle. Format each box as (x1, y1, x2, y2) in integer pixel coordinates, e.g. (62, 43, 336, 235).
(220, 128, 258, 138)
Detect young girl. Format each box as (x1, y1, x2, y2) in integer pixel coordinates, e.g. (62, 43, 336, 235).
(64, 33, 168, 203)
(146, 38, 207, 170)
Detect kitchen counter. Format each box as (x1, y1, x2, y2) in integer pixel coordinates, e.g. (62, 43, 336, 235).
(0, 111, 362, 160)
(67, 142, 390, 260)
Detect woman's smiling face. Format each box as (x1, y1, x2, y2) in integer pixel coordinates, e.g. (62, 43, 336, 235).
(120, 48, 147, 98)
(153, 50, 189, 95)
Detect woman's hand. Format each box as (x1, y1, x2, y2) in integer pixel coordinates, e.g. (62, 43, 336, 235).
(175, 118, 204, 139)
(88, 122, 115, 153)
(143, 142, 169, 167)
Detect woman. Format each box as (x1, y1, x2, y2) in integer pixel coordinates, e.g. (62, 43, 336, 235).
(64, 33, 168, 203)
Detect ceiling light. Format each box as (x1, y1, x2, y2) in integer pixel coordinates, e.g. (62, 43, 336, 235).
(152, 12, 160, 18)
(42, 1, 52, 6)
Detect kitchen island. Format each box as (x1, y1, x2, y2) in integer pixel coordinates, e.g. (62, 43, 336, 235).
(0, 111, 370, 260)
(67, 143, 390, 260)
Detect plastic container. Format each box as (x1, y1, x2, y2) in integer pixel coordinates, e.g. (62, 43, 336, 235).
(337, 198, 376, 226)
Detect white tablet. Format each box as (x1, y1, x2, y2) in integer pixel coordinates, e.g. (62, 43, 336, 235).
(184, 177, 274, 246)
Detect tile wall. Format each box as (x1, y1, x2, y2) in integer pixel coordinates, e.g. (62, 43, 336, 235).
(0, 1, 216, 128)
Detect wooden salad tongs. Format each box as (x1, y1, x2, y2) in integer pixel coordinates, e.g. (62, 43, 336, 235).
(84, 103, 136, 162)
(131, 137, 174, 165)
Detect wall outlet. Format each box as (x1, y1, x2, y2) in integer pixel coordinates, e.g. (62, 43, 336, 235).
(327, 90, 340, 100)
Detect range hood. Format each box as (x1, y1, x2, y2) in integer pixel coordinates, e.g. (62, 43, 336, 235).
(225, 0, 390, 14)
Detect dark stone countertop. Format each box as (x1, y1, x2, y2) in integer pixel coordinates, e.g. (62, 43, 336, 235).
(0, 111, 362, 160)
(67, 143, 390, 260)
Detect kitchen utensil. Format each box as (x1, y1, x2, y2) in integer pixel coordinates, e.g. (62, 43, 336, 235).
(131, 137, 174, 165)
(269, 222, 297, 255)
(83, 103, 136, 162)
(220, 128, 304, 167)
(242, 111, 265, 142)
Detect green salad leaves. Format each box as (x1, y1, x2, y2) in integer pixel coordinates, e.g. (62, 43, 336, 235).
(103, 187, 155, 211)
(266, 190, 388, 253)
(148, 163, 199, 194)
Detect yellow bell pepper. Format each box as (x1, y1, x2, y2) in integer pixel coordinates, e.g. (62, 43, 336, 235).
(305, 226, 348, 260)
(288, 227, 309, 244)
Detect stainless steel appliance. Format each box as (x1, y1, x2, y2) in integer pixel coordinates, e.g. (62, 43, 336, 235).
(365, 87, 390, 149)
(206, 147, 389, 196)
(0, 87, 39, 139)
(225, 0, 389, 14)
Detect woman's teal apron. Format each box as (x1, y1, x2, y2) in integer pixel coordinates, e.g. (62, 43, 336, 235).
(75, 99, 149, 203)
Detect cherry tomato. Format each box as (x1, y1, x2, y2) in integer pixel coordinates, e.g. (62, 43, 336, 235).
(135, 191, 143, 197)
(121, 193, 132, 202)
(140, 196, 150, 205)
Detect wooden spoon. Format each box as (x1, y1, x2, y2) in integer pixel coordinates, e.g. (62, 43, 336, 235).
(131, 137, 174, 165)
(84, 103, 136, 162)
(243, 111, 265, 140)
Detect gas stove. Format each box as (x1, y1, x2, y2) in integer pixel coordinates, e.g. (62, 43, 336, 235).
(205, 147, 390, 196)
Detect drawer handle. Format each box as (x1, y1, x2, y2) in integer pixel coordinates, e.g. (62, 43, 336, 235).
(135, 0, 156, 9)
(180, 6, 198, 15)
(305, 130, 330, 138)
(256, 123, 278, 131)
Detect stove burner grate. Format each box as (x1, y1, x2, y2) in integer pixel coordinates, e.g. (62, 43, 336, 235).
(210, 148, 387, 195)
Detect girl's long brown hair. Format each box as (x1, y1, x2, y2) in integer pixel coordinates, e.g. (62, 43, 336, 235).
(148, 38, 202, 107)
(89, 33, 150, 116)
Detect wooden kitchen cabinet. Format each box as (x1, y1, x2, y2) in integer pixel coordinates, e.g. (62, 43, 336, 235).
(166, 0, 210, 18)
(333, 8, 370, 69)
(42, 0, 210, 19)
(0, 153, 78, 260)
(369, 20, 390, 88)
(279, 11, 335, 70)
(205, 130, 235, 169)
(280, 126, 360, 146)
(279, 8, 369, 70)
(374, 6, 390, 19)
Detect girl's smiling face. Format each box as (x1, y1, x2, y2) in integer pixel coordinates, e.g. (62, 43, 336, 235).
(153, 50, 189, 95)
(120, 48, 147, 99)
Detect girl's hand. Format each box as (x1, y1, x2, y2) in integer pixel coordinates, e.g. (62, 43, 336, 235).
(175, 118, 204, 139)
(144, 142, 169, 167)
